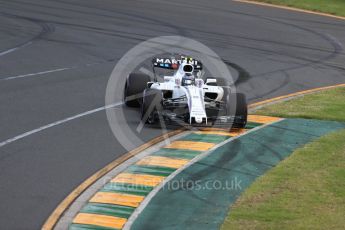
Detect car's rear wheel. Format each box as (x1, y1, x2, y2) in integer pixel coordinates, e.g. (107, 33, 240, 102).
(226, 93, 248, 128)
(124, 73, 150, 107)
(141, 88, 163, 124)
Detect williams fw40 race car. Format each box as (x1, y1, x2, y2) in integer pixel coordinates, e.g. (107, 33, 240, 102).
(124, 56, 248, 128)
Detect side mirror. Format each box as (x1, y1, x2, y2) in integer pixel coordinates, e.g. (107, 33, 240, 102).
(206, 78, 217, 85)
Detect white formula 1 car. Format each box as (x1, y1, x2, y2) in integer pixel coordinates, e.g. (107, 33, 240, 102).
(124, 56, 247, 128)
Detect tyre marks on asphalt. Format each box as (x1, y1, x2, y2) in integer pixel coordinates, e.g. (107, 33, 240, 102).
(0, 12, 55, 57)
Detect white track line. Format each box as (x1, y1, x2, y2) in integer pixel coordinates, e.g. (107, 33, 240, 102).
(1, 67, 71, 81)
(0, 59, 115, 81)
(0, 102, 123, 148)
(0, 41, 33, 57)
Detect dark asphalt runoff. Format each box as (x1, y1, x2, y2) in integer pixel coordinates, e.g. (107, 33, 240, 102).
(0, 0, 344, 229)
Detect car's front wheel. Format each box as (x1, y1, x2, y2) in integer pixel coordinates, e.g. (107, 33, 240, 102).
(141, 88, 163, 124)
(124, 73, 150, 107)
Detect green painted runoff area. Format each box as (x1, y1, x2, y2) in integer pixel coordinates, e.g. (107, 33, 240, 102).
(131, 118, 345, 230)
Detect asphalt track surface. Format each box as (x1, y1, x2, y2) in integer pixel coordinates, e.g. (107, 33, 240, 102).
(0, 0, 345, 229)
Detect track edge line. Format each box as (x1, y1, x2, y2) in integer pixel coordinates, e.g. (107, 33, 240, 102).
(233, 0, 345, 21)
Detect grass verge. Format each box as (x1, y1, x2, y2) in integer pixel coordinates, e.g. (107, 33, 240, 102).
(249, 0, 345, 17)
(222, 130, 345, 229)
(255, 87, 345, 122)
(221, 87, 345, 229)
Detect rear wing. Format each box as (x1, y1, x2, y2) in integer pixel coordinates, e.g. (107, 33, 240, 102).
(152, 57, 203, 71)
